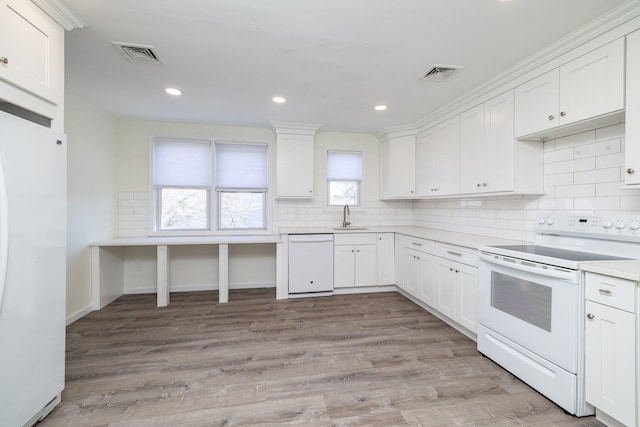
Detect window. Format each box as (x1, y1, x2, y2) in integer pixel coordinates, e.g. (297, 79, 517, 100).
(327, 150, 362, 206)
(215, 143, 268, 229)
(153, 139, 211, 231)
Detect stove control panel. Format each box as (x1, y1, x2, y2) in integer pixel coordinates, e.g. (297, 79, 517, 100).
(536, 213, 640, 241)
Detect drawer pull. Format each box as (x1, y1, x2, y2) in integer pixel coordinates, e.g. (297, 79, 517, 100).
(412, 242, 423, 247)
(0, 57, 7, 65)
(627, 168, 635, 175)
(587, 313, 595, 320)
(598, 289, 612, 295)
(447, 251, 462, 256)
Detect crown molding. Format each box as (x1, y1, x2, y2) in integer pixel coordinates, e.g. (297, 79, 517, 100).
(31, 0, 86, 31)
(376, 124, 417, 139)
(270, 121, 322, 135)
(412, 0, 640, 131)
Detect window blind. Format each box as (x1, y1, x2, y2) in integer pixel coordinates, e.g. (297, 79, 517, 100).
(153, 139, 211, 187)
(327, 151, 362, 180)
(215, 143, 268, 190)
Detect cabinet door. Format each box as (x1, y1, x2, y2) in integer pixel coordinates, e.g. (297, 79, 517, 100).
(514, 69, 559, 138)
(625, 30, 640, 186)
(0, 0, 62, 104)
(276, 134, 314, 197)
(455, 263, 478, 333)
(415, 128, 438, 197)
(403, 249, 419, 296)
(333, 246, 355, 288)
(585, 301, 636, 427)
(354, 245, 376, 286)
(435, 260, 456, 319)
(459, 104, 484, 194)
(435, 116, 461, 196)
(380, 135, 415, 198)
(394, 235, 405, 289)
(417, 253, 436, 307)
(559, 38, 624, 126)
(482, 91, 515, 193)
(376, 233, 395, 285)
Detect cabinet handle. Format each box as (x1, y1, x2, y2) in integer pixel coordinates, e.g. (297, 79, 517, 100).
(412, 242, 423, 247)
(482, 182, 487, 187)
(548, 114, 555, 120)
(598, 289, 612, 295)
(587, 313, 595, 320)
(455, 269, 459, 273)
(447, 251, 462, 256)
(0, 57, 7, 65)
(627, 168, 635, 175)
(449, 268, 454, 272)
(476, 183, 481, 187)
(560, 111, 566, 117)
(410, 190, 414, 193)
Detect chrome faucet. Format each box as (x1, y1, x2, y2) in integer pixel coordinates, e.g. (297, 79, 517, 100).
(342, 204, 351, 228)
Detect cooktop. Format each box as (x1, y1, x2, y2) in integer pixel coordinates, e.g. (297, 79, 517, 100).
(488, 244, 628, 263)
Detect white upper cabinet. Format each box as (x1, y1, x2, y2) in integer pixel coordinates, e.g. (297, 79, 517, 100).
(272, 122, 320, 198)
(379, 132, 416, 199)
(515, 38, 625, 140)
(625, 29, 640, 186)
(0, 0, 62, 105)
(416, 116, 460, 197)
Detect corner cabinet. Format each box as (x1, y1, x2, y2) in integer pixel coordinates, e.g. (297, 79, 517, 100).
(272, 122, 320, 198)
(584, 272, 638, 427)
(515, 38, 625, 140)
(460, 91, 543, 195)
(625, 29, 640, 187)
(379, 130, 416, 199)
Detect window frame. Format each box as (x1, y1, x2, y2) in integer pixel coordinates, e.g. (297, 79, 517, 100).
(149, 137, 272, 236)
(326, 150, 364, 207)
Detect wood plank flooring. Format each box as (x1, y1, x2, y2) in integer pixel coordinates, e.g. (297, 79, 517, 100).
(40, 290, 604, 426)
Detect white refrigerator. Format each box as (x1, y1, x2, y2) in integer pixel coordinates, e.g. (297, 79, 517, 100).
(0, 110, 66, 426)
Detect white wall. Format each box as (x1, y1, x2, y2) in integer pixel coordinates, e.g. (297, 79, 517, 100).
(65, 91, 117, 322)
(413, 123, 640, 241)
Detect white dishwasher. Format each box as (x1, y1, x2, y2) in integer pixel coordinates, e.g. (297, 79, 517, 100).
(288, 234, 334, 294)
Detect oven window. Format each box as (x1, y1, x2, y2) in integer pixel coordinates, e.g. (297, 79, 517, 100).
(490, 272, 552, 332)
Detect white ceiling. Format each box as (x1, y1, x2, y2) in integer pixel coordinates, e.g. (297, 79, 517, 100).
(64, 0, 628, 134)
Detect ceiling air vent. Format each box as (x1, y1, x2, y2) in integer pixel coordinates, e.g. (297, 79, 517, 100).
(111, 42, 162, 64)
(421, 64, 463, 81)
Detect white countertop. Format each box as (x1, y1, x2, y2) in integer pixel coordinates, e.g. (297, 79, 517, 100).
(581, 260, 640, 282)
(279, 226, 523, 250)
(91, 235, 282, 247)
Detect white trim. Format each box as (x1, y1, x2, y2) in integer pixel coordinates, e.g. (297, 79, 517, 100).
(270, 121, 321, 135)
(124, 281, 276, 295)
(332, 285, 397, 295)
(31, 0, 86, 30)
(65, 304, 93, 325)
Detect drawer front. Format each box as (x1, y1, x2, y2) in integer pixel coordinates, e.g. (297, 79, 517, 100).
(585, 273, 636, 313)
(334, 233, 376, 246)
(435, 243, 478, 267)
(404, 236, 434, 253)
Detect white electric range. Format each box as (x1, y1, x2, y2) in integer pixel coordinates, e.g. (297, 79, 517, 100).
(477, 213, 640, 416)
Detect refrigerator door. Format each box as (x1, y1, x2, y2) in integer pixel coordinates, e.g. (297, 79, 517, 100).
(0, 111, 66, 426)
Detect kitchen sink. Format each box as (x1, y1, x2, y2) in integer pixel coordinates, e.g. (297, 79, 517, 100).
(332, 227, 368, 231)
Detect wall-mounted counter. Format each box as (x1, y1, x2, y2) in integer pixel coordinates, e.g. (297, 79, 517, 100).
(90, 235, 283, 309)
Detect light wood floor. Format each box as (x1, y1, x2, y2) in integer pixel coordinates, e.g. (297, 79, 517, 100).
(40, 289, 604, 427)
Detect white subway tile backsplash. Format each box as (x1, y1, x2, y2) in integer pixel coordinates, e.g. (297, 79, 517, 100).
(573, 139, 621, 159)
(595, 123, 624, 141)
(596, 152, 625, 169)
(544, 147, 573, 163)
(573, 197, 620, 211)
(554, 157, 596, 174)
(574, 168, 621, 185)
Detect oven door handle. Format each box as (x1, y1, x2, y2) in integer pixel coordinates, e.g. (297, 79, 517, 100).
(478, 252, 576, 281)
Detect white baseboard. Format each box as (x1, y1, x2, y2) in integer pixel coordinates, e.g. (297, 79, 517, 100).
(66, 305, 93, 326)
(332, 285, 397, 295)
(124, 282, 276, 295)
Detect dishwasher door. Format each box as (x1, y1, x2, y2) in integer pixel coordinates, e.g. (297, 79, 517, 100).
(288, 234, 334, 294)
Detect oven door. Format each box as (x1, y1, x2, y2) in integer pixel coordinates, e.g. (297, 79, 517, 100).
(478, 253, 579, 373)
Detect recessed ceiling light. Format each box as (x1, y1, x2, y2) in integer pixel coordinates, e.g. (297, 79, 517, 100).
(272, 96, 286, 104)
(374, 104, 388, 111)
(165, 87, 182, 96)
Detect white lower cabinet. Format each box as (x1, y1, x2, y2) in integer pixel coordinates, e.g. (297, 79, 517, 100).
(585, 272, 638, 427)
(334, 234, 377, 288)
(376, 233, 395, 285)
(400, 236, 478, 334)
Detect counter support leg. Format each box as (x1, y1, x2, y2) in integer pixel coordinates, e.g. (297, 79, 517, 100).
(219, 244, 229, 303)
(157, 245, 169, 307)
